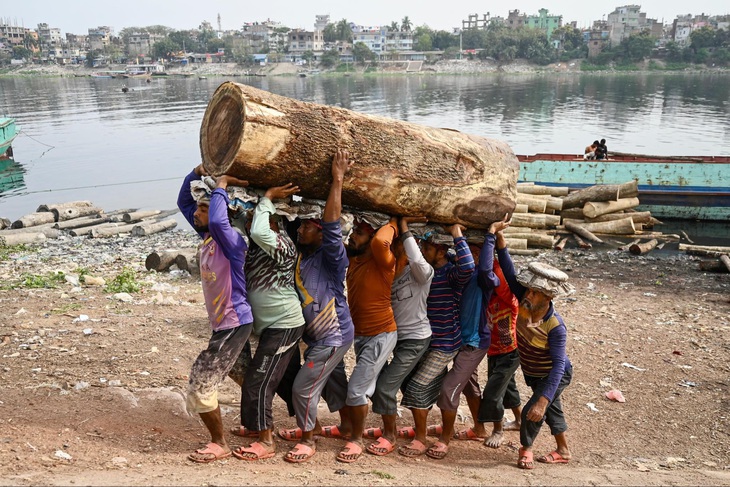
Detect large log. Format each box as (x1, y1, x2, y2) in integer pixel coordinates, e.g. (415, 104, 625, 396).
(123, 210, 162, 223)
(175, 250, 200, 276)
(90, 223, 137, 238)
(11, 212, 55, 229)
(513, 204, 529, 214)
(506, 248, 542, 256)
(678, 244, 730, 254)
(0, 232, 46, 245)
(145, 251, 179, 272)
(131, 219, 177, 237)
(699, 260, 729, 273)
(54, 216, 111, 230)
(579, 217, 636, 235)
(36, 201, 93, 212)
(564, 221, 603, 244)
(52, 206, 103, 222)
(0, 217, 10, 230)
(562, 180, 639, 210)
(516, 194, 547, 213)
(629, 239, 658, 255)
(504, 238, 528, 250)
(509, 213, 561, 229)
(583, 198, 640, 219)
(199, 82, 519, 228)
(517, 185, 569, 197)
(586, 211, 653, 224)
(500, 232, 555, 248)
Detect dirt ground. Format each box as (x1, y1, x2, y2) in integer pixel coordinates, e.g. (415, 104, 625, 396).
(0, 231, 728, 486)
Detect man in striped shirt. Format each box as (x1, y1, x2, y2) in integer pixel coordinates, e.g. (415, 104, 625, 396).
(397, 224, 475, 457)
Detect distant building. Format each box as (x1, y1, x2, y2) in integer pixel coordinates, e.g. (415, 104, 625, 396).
(0, 21, 27, 46)
(88, 26, 113, 51)
(288, 29, 324, 53)
(606, 5, 661, 45)
(66, 33, 88, 49)
(526, 8, 563, 40)
(314, 15, 330, 32)
(37, 22, 62, 46)
(385, 29, 413, 52)
(672, 13, 717, 47)
(462, 13, 492, 30)
(127, 32, 164, 57)
(352, 25, 386, 54)
(506, 10, 527, 29)
(585, 21, 610, 58)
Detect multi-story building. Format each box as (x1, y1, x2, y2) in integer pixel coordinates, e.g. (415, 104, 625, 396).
(385, 29, 413, 52)
(0, 22, 27, 46)
(314, 15, 330, 32)
(242, 21, 287, 52)
(352, 25, 386, 55)
(584, 21, 610, 57)
(65, 33, 88, 49)
(606, 5, 661, 45)
(127, 32, 164, 57)
(506, 10, 527, 29)
(462, 13, 491, 30)
(37, 23, 62, 47)
(88, 26, 113, 51)
(526, 8, 563, 40)
(288, 29, 324, 53)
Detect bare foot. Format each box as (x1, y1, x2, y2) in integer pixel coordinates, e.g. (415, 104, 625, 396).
(503, 420, 520, 431)
(484, 431, 504, 449)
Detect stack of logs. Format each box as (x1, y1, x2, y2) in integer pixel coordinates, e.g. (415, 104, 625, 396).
(508, 180, 673, 257)
(679, 244, 730, 274)
(0, 201, 179, 246)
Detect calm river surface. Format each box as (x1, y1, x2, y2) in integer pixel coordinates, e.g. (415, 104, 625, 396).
(1, 73, 729, 221)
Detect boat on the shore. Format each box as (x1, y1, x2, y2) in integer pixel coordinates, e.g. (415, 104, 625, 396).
(1, 117, 18, 159)
(517, 152, 730, 221)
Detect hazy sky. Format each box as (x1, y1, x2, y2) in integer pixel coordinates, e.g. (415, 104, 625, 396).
(2, 1, 728, 34)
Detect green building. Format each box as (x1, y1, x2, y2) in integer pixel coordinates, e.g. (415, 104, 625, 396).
(526, 8, 563, 39)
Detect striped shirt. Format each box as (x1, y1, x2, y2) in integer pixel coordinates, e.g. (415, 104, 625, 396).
(426, 236, 475, 354)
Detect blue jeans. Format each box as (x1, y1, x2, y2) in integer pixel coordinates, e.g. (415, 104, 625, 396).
(520, 366, 572, 447)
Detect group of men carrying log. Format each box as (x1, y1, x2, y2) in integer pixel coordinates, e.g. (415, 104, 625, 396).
(177, 149, 576, 469)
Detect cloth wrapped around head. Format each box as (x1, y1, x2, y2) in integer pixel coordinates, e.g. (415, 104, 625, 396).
(516, 262, 575, 299)
(350, 210, 391, 234)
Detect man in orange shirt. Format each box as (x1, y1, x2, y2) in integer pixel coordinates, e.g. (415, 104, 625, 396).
(333, 214, 399, 463)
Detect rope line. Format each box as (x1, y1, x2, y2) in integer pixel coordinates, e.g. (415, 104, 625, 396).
(4, 176, 183, 198)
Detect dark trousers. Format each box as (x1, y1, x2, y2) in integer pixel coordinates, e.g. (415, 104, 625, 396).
(477, 349, 522, 423)
(241, 325, 304, 431)
(520, 366, 572, 447)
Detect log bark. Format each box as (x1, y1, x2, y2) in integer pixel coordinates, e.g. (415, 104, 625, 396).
(558, 208, 585, 220)
(0, 218, 10, 230)
(586, 211, 653, 224)
(720, 254, 730, 273)
(513, 204, 529, 214)
(509, 213, 561, 229)
(36, 201, 93, 212)
(131, 219, 177, 237)
(199, 82, 519, 228)
(554, 237, 568, 251)
(145, 251, 179, 272)
(564, 221, 603, 243)
(618, 239, 641, 251)
(572, 234, 592, 249)
(583, 198, 640, 219)
(629, 239, 658, 255)
(504, 238, 528, 250)
(123, 210, 162, 223)
(506, 249, 542, 256)
(503, 226, 532, 234)
(678, 244, 730, 254)
(579, 217, 636, 235)
(90, 223, 137, 238)
(562, 180, 639, 210)
(70, 222, 117, 237)
(516, 185, 569, 197)
(52, 206, 103, 222)
(11, 212, 56, 229)
(500, 232, 555, 248)
(515, 194, 547, 213)
(699, 260, 729, 273)
(175, 250, 200, 276)
(54, 216, 111, 230)
(0, 232, 46, 245)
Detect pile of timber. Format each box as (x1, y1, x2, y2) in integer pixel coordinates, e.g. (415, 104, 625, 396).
(678, 243, 730, 274)
(512, 180, 677, 256)
(0, 201, 179, 246)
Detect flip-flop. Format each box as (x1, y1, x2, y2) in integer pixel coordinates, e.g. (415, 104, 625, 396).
(537, 450, 570, 464)
(188, 442, 232, 463)
(426, 424, 443, 437)
(398, 439, 427, 457)
(284, 443, 316, 463)
(277, 427, 303, 441)
(517, 447, 534, 470)
(321, 425, 348, 439)
(336, 441, 363, 463)
(396, 426, 416, 439)
(232, 441, 276, 461)
(230, 425, 258, 438)
(453, 428, 485, 441)
(366, 437, 396, 456)
(364, 427, 383, 439)
(426, 441, 449, 460)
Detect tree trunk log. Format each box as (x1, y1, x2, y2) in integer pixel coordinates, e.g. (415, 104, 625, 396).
(145, 251, 180, 272)
(558, 208, 585, 220)
(52, 206, 103, 222)
(579, 217, 636, 235)
(583, 198, 640, 219)
(131, 219, 177, 237)
(504, 238, 528, 250)
(562, 180, 639, 209)
(513, 204, 529, 214)
(678, 244, 730, 254)
(70, 223, 117, 237)
(0, 218, 10, 230)
(618, 238, 641, 251)
(11, 212, 56, 229)
(509, 213, 561, 229)
(517, 185, 569, 197)
(554, 237, 568, 251)
(54, 216, 111, 230)
(503, 226, 532, 234)
(516, 194, 547, 213)
(506, 248, 542, 256)
(175, 250, 200, 276)
(36, 201, 93, 212)
(123, 210, 162, 223)
(0, 232, 46, 245)
(90, 223, 137, 238)
(629, 239, 658, 255)
(199, 82, 519, 228)
(501, 232, 555, 248)
(564, 221, 603, 243)
(721, 254, 730, 273)
(586, 211, 652, 224)
(699, 260, 729, 273)
(572, 234, 592, 249)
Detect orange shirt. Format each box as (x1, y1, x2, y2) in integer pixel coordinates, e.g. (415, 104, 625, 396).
(346, 223, 398, 336)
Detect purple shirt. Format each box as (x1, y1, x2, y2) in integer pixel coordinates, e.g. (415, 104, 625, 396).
(177, 171, 253, 331)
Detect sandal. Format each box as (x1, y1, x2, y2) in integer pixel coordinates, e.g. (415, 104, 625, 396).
(336, 441, 363, 463)
(453, 428, 485, 441)
(277, 427, 303, 441)
(517, 447, 534, 470)
(537, 450, 570, 464)
(426, 424, 443, 437)
(188, 442, 231, 463)
(364, 427, 383, 439)
(321, 424, 348, 439)
(284, 442, 316, 463)
(396, 426, 416, 439)
(426, 441, 449, 460)
(398, 439, 427, 457)
(232, 441, 276, 461)
(366, 437, 396, 456)
(230, 425, 258, 438)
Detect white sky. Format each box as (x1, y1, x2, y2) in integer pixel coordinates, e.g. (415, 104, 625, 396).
(2, 1, 728, 34)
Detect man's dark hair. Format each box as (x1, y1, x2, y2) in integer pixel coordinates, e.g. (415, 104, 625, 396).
(593, 140, 600, 146)
(600, 139, 606, 144)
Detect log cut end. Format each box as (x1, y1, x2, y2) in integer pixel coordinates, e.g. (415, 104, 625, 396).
(200, 82, 246, 175)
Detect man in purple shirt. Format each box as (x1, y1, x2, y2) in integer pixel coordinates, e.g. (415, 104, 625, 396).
(177, 163, 254, 463)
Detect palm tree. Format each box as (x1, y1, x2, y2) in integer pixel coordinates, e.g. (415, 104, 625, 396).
(401, 16, 412, 32)
(336, 19, 353, 42)
(389, 21, 399, 32)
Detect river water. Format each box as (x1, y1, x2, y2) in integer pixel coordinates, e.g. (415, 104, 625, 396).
(1, 73, 729, 223)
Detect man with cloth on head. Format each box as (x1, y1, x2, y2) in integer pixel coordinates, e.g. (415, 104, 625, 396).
(396, 225, 475, 458)
(333, 210, 400, 463)
(275, 149, 355, 463)
(177, 163, 253, 464)
(498, 239, 574, 470)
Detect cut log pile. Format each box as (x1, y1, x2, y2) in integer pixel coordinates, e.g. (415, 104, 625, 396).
(511, 180, 676, 256)
(0, 201, 180, 246)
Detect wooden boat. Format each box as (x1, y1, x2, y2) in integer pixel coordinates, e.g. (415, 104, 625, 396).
(0, 118, 17, 159)
(0, 157, 25, 194)
(518, 152, 730, 221)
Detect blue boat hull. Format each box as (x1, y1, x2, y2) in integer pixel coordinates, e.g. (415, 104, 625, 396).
(518, 155, 730, 221)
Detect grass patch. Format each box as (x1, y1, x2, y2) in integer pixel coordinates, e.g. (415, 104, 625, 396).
(104, 267, 141, 294)
(371, 470, 395, 480)
(51, 302, 82, 314)
(0, 244, 28, 261)
(16, 271, 66, 289)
